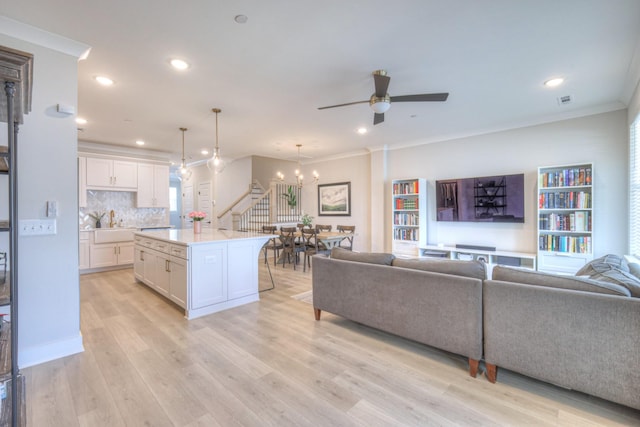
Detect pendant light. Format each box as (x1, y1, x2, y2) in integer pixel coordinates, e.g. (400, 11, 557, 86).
(207, 108, 225, 173)
(175, 127, 192, 181)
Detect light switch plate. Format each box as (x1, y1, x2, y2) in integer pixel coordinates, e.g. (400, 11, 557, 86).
(19, 219, 57, 236)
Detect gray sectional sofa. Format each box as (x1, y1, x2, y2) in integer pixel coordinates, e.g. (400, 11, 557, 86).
(312, 249, 640, 411)
(484, 261, 640, 411)
(312, 248, 486, 377)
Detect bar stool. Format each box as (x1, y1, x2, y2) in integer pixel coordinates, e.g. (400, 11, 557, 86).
(261, 226, 282, 266)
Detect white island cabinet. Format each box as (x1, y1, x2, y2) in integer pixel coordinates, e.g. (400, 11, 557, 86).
(133, 229, 273, 319)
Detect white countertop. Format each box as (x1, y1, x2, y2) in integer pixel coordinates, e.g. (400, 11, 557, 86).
(135, 228, 276, 246)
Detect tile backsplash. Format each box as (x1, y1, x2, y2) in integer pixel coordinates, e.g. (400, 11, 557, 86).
(79, 190, 168, 229)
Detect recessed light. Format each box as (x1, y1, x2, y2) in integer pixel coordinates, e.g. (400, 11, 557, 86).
(234, 15, 248, 24)
(357, 127, 367, 135)
(95, 76, 114, 86)
(75, 117, 87, 125)
(201, 149, 209, 155)
(135, 140, 145, 146)
(544, 77, 564, 87)
(170, 59, 190, 70)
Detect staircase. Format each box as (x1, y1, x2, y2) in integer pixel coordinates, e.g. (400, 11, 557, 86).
(218, 180, 302, 232)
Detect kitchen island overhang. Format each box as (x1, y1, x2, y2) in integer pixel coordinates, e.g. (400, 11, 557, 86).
(133, 228, 276, 319)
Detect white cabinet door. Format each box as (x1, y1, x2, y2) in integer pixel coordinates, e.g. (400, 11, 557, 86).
(153, 164, 170, 207)
(89, 244, 117, 268)
(136, 163, 155, 207)
(134, 246, 145, 281)
(117, 242, 135, 265)
(113, 160, 138, 189)
(227, 240, 257, 300)
(137, 163, 170, 207)
(169, 256, 187, 308)
(143, 249, 157, 287)
(79, 239, 90, 270)
(86, 157, 113, 187)
(154, 253, 171, 296)
(190, 244, 226, 309)
(78, 157, 87, 208)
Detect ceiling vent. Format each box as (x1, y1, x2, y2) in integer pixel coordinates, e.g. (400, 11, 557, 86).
(557, 95, 572, 106)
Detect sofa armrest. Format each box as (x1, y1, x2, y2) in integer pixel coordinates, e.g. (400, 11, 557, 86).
(484, 280, 640, 411)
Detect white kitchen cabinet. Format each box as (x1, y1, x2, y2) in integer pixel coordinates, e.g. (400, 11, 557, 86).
(78, 156, 87, 208)
(79, 230, 90, 269)
(134, 246, 145, 281)
(89, 241, 134, 268)
(169, 256, 187, 308)
(137, 163, 170, 207)
(154, 252, 171, 297)
(86, 157, 138, 190)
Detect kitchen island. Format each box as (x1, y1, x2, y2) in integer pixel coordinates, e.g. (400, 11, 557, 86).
(133, 228, 274, 319)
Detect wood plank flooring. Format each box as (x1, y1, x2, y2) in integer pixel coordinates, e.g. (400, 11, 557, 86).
(24, 260, 640, 426)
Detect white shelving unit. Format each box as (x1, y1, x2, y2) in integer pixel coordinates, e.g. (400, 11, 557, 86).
(537, 162, 594, 274)
(420, 244, 536, 276)
(391, 178, 427, 257)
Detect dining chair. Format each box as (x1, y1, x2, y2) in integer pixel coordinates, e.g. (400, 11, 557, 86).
(261, 225, 282, 266)
(337, 225, 355, 250)
(315, 224, 332, 232)
(279, 227, 302, 269)
(301, 228, 330, 272)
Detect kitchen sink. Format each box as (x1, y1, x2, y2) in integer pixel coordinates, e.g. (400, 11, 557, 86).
(94, 228, 135, 243)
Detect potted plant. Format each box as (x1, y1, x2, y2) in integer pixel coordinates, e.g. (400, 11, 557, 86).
(282, 185, 297, 210)
(88, 211, 106, 228)
(301, 213, 314, 228)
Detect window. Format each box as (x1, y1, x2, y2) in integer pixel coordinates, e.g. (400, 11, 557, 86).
(630, 115, 640, 256)
(169, 187, 178, 212)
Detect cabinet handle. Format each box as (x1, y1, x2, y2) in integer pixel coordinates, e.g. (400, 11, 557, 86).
(165, 259, 170, 272)
(140, 251, 145, 261)
(118, 247, 121, 255)
(113, 176, 117, 185)
(114, 247, 117, 255)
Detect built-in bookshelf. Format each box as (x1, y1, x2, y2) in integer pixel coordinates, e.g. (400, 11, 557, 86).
(392, 178, 427, 257)
(537, 163, 594, 273)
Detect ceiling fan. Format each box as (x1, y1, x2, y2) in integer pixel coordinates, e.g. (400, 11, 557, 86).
(318, 70, 449, 125)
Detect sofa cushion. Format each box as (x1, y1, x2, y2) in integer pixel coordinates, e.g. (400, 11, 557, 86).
(628, 261, 640, 280)
(588, 270, 640, 298)
(392, 257, 486, 280)
(492, 266, 631, 296)
(330, 247, 395, 265)
(575, 254, 629, 276)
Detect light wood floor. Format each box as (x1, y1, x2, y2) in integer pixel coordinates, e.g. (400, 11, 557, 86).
(25, 260, 640, 426)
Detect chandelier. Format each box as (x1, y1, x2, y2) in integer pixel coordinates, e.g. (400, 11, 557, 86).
(175, 127, 192, 181)
(277, 144, 319, 187)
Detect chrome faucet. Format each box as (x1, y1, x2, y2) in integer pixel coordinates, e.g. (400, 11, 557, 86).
(109, 210, 115, 228)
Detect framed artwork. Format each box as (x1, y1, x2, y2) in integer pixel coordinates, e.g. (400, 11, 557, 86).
(318, 182, 351, 216)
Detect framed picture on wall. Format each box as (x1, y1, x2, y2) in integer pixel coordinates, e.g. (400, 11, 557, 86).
(318, 182, 351, 216)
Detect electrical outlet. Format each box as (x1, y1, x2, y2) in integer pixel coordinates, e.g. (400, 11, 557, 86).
(19, 219, 57, 236)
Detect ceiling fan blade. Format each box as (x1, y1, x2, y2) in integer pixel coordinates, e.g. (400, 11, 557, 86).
(374, 74, 390, 98)
(373, 113, 385, 125)
(391, 93, 449, 103)
(317, 100, 369, 110)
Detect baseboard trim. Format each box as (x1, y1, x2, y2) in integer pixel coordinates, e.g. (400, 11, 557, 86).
(18, 332, 84, 368)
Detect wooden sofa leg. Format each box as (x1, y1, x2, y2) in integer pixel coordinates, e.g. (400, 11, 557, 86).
(485, 363, 497, 383)
(469, 358, 479, 378)
(314, 308, 321, 320)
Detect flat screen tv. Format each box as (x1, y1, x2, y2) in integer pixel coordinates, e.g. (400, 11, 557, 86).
(436, 173, 525, 223)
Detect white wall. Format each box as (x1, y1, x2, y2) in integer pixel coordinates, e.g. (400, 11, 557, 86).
(383, 109, 628, 256)
(0, 33, 85, 367)
(308, 110, 627, 257)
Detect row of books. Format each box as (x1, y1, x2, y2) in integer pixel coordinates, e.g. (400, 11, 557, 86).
(539, 211, 591, 232)
(394, 198, 419, 210)
(539, 235, 592, 253)
(394, 213, 419, 226)
(540, 167, 592, 188)
(393, 181, 419, 195)
(393, 228, 418, 241)
(539, 191, 591, 209)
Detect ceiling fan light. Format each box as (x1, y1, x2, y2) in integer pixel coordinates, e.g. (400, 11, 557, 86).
(370, 94, 391, 114)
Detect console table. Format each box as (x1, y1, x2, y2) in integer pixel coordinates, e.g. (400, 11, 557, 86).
(420, 244, 536, 275)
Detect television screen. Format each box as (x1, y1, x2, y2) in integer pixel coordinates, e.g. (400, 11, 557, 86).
(436, 173, 525, 223)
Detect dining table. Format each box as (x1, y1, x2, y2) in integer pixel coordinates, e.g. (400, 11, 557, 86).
(295, 230, 354, 249)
